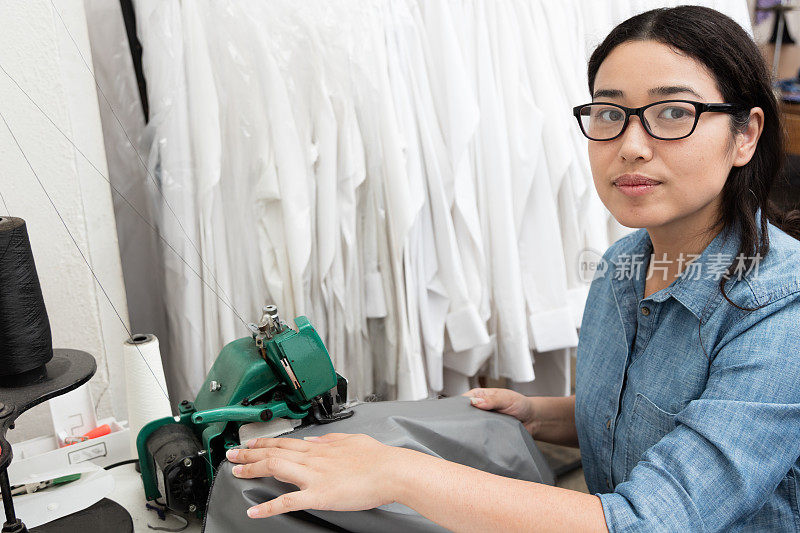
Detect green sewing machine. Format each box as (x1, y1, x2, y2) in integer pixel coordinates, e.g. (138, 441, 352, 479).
(135, 305, 353, 515)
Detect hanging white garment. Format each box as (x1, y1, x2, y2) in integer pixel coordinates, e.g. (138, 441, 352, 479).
(336, 104, 372, 399)
(120, 0, 757, 406)
(181, 2, 239, 375)
(200, 2, 286, 336)
(528, 0, 596, 335)
(440, 366, 481, 397)
(308, 12, 344, 374)
(469, 0, 533, 383)
(384, 0, 440, 395)
(396, 0, 495, 393)
(510, 347, 573, 397)
(383, 0, 432, 400)
(417, 1, 494, 384)
(408, 0, 489, 357)
(307, 4, 370, 396)
(313, 2, 373, 400)
(136, 0, 207, 402)
(491, 1, 578, 358)
(356, 10, 391, 398)
(223, 6, 314, 324)
(347, 1, 425, 400)
(255, 1, 342, 367)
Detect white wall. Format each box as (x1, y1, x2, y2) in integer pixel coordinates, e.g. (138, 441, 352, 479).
(0, 0, 129, 442)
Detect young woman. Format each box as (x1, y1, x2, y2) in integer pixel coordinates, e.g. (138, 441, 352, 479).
(225, 7, 800, 531)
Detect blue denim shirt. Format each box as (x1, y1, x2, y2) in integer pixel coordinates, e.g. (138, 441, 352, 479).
(575, 221, 800, 532)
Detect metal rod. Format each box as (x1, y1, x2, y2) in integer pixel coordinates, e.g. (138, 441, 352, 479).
(0, 468, 17, 525)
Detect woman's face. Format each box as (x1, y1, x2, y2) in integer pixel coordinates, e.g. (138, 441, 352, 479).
(588, 40, 740, 231)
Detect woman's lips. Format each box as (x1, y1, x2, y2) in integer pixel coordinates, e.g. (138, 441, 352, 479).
(613, 175, 661, 197)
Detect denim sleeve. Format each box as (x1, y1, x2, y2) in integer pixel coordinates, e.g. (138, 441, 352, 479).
(597, 294, 800, 532)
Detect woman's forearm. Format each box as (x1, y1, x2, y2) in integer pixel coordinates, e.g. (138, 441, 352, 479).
(390, 446, 607, 533)
(528, 395, 579, 447)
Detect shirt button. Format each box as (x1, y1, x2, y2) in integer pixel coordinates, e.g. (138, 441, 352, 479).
(641, 306, 651, 316)
(605, 419, 611, 430)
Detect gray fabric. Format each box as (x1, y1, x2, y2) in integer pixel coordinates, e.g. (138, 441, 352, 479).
(203, 396, 554, 532)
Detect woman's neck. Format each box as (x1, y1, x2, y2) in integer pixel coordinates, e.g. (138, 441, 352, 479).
(644, 207, 723, 290)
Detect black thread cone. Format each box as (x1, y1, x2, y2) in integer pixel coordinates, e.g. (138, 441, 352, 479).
(0, 217, 53, 377)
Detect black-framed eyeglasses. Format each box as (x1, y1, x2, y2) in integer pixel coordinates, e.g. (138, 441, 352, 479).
(572, 99, 747, 141)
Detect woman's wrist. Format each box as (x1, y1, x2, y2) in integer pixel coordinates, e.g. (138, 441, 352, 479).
(525, 395, 545, 438)
(381, 444, 425, 505)
(526, 395, 578, 446)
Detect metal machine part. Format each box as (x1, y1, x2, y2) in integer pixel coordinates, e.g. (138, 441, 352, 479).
(311, 374, 354, 424)
(144, 424, 208, 514)
(136, 305, 353, 517)
(263, 305, 281, 336)
(250, 305, 284, 349)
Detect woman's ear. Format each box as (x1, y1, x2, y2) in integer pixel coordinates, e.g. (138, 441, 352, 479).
(732, 107, 764, 167)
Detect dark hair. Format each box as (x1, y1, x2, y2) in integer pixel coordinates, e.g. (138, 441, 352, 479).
(587, 6, 800, 314)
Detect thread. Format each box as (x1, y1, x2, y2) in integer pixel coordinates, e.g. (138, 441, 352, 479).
(123, 334, 172, 454)
(0, 217, 53, 378)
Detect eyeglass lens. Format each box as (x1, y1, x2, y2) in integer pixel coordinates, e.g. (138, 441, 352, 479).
(579, 102, 697, 140)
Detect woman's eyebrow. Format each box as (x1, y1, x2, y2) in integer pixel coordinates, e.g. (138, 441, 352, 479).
(648, 85, 702, 98)
(592, 88, 623, 99)
(591, 86, 703, 99)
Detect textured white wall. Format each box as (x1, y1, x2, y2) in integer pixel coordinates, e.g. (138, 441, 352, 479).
(0, 0, 129, 442)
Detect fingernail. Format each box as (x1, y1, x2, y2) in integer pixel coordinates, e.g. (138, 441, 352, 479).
(470, 397, 485, 405)
(232, 465, 243, 476)
(226, 449, 238, 460)
(247, 506, 262, 518)
(245, 439, 257, 448)
(303, 436, 319, 441)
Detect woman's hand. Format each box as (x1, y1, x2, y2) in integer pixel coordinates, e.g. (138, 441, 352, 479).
(226, 433, 407, 519)
(463, 388, 538, 436)
(464, 390, 580, 447)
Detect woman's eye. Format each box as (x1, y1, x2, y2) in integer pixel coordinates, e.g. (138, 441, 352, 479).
(597, 108, 624, 122)
(658, 106, 693, 120)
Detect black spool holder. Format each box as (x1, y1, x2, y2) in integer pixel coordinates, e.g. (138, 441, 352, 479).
(0, 350, 96, 533)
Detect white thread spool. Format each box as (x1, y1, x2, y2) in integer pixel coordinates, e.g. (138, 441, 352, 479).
(123, 334, 172, 456)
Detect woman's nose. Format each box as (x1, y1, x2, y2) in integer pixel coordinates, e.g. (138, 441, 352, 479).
(617, 116, 654, 162)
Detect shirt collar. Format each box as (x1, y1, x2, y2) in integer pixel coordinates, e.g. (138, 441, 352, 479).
(609, 223, 742, 321)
